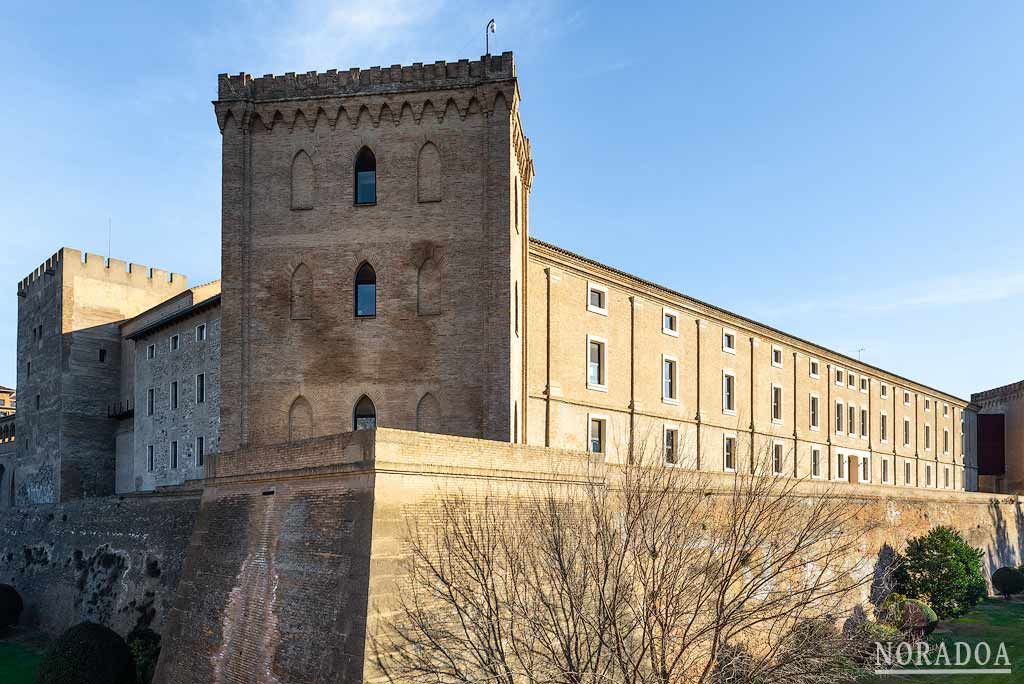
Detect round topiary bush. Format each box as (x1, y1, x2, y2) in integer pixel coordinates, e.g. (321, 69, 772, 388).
(0, 583, 24, 629)
(36, 622, 136, 684)
(992, 566, 1024, 600)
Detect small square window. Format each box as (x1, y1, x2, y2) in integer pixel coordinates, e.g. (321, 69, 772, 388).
(586, 283, 608, 316)
(771, 345, 783, 368)
(170, 334, 180, 351)
(723, 329, 737, 354)
(904, 391, 911, 406)
(196, 323, 207, 342)
(147, 344, 156, 360)
(835, 368, 845, 386)
(809, 358, 820, 378)
(662, 308, 679, 336)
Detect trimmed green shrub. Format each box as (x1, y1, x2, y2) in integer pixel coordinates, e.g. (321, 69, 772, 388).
(878, 593, 938, 636)
(992, 566, 1024, 600)
(0, 583, 24, 629)
(126, 627, 161, 684)
(895, 526, 988, 619)
(36, 622, 136, 684)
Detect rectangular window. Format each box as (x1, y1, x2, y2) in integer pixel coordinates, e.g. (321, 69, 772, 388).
(904, 390, 911, 406)
(881, 412, 888, 442)
(771, 385, 783, 423)
(587, 283, 608, 316)
(589, 416, 606, 454)
(723, 435, 736, 472)
(925, 398, 931, 412)
(903, 418, 911, 447)
(664, 428, 677, 464)
(848, 373, 856, 389)
(98, 349, 106, 363)
(926, 464, 933, 487)
(860, 408, 868, 438)
(662, 356, 677, 403)
(722, 372, 736, 414)
(924, 424, 931, 450)
(943, 429, 949, 454)
(809, 358, 820, 378)
(848, 405, 856, 436)
(147, 445, 154, 473)
(147, 344, 155, 360)
(587, 337, 606, 390)
(860, 456, 870, 483)
(836, 368, 844, 386)
(809, 395, 820, 430)
(882, 458, 890, 484)
(772, 443, 784, 475)
(860, 377, 868, 393)
(836, 453, 846, 481)
(170, 381, 178, 410)
(722, 329, 736, 354)
(196, 436, 205, 467)
(904, 461, 912, 486)
(944, 467, 950, 488)
(943, 403, 949, 417)
(836, 401, 844, 433)
(196, 373, 206, 404)
(881, 383, 888, 399)
(811, 448, 822, 479)
(170, 441, 178, 469)
(771, 345, 783, 368)
(147, 388, 154, 416)
(662, 308, 679, 336)
(170, 334, 180, 351)
(196, 323, 207, 342)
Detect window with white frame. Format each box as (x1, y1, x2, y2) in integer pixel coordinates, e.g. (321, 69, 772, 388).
(196, 436, 205, 467)
(809, 394, 820, 430)
(662, 308, 679, 336)
(170, 334, 180, 351)
(147, 445, 154, 473)
(835, 400, 844, 433)
(882, 458, 890, 484)
(811, 448, 822, 478)
(925, 398, 931, 412)
(170, 440, 178, 469)
(835, 368, 844, 386)
(859, 455, 870, 483)
(904, 390, 911, 405)
(904, 461, 912, 486)
(924, 424, 931, 451)
(586, 337, 606, 390)
(722, 371, 736, 414)
(880, 412, 888, 442)
(722, 329, 736, 354)
(881, 383, 888, 399)
(588, 415, 606, 454)
(943, 403, 949, 417)
(848, 405, 856, 436)
(836, 453, 846, 481)
(943, 428, 949, 454)
(809, 358, 820, 378)
(848, 373, 856, 389)
(147, 344, 156, 360)
(723, 435, 737, 472)
(662, 356, 678, 403)
(772, 443, 784, 475)
(587, 283, 608, 316)
(664, 427, 678, 464)
(925, 464, 933, 487)
(860, 408, 868, 438)
(903, 418, 911, 447)
(771, 385, 783, 423)
(196, 323, 207, 342)
(771, 345, 783, 368)
(860, 377, 868, 393)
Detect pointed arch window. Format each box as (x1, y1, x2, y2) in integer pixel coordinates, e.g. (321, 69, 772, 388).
(355, 263, 376, 317)
(354, 395, 377, 430)
(291, 150, 315, 210)
(417, 142, 441, 202)
(416, 393, 441, 433)
(354, 147, 376, 205)
(417, 258, 440, 315)
(288, 396, 313, 442)
(290, 263, 312, 320)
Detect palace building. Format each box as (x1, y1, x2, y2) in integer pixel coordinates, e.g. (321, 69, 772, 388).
(3, 52, 983, 504)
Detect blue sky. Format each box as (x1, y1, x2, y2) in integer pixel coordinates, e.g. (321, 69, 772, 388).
(1, 1, 1021, 398)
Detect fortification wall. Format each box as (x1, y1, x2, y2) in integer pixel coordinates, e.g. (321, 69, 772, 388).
(0, 490, 200, 637)
(154, 429, 1023, 684)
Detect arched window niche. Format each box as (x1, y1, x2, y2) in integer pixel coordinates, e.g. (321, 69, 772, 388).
(355, 263, 376, 318)
(354, 395, 377, 430)
(354, 147, 377, 205)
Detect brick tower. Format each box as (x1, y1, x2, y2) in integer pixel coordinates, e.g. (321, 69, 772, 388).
(214, 52, 534, 452)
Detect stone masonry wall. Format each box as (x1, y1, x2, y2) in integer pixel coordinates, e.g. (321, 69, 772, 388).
(0, 491, 200, 636)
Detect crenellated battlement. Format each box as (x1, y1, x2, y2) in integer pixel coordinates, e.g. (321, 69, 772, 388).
(17, 247, 187, 297)
(217, 52, 515, 102)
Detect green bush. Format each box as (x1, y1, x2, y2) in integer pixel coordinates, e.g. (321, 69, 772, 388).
(879, 593, 938, 636)
(992, 566, 1024, 600)
(126, 627, 161, 684)
(0, 584, 24, 629)
(895, 526, 988, 619)
(36, 622, 136, 684)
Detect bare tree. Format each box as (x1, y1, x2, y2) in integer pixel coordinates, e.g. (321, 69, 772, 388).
(373, 439, 881, 684)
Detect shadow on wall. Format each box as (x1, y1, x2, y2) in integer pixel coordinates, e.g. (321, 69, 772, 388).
(869, 543, 900, 608)
(986, 498, 1022, 577)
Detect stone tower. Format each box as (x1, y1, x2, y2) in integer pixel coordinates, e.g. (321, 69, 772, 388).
(14, 249, 188, 503)
(214, 52, 534, 451)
